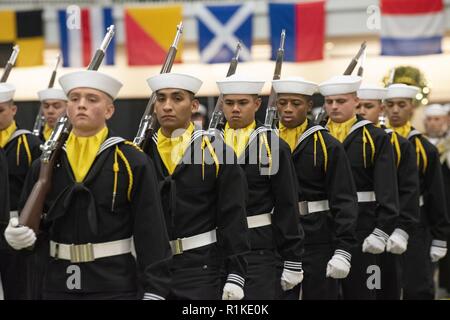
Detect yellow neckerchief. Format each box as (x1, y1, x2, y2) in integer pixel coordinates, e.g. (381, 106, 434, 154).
(326, 116, 357, 143)
(157, 122, 195, 175)
(279, 119, 308, 153)
(224, 121, 256, 158)
(0, 121, 17, 148)
(376, 121, 401, 167)
(43, 123, 53, 141)
(66, 126, 109, 182)
(390, 121, 412, 139)
(390, 122, 428, 173)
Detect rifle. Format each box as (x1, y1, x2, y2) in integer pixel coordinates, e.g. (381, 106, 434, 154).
(315, 41, 367, 125)
(343, 41, 367, 76)
(379, 67, 396, 127)
(32, 54, 61, 136)
(357, 46, 366, 77)
(0, 45, 19, 83)
(19, 25, 116, 233)
(387, 67, 396, 86)
(264, 29, 285, 129)
(133, 22, 184, 149)
(207, 41, 241, 134)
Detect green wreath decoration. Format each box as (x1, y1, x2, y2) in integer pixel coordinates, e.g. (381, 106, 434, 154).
(382, 66, 430, 106)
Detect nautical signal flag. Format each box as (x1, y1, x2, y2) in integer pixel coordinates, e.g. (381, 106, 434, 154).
(381, 0, 444, 56)
(0, 10, 44, 67)
(125, 5, 183, 66)
(196, 3, 254, 63)
(269, 1, 325, 62)
(58, 7, 115, 67)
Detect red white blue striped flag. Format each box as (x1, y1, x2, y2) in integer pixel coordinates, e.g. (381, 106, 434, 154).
(381, 0, 444, 56)
(58, 7, 115, 67)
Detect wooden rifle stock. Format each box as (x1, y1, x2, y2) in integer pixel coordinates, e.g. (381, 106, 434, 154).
(19, 153, 57, 233)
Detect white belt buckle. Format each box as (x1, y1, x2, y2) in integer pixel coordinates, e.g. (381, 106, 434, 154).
(69, 243, 95, 263)
(170, 239, 184, 255)
(298, 201, 309, 216)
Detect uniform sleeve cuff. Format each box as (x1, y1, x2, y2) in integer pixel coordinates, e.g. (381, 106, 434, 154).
(284, 260, 303, 272)
(373, 228, 389, 242)
(432, 239, 447, 248)
(334, 249, 352, 262)
(393, 228, 409, 241)
(143, 293, 165, 300)
(226, 273, 245, 288)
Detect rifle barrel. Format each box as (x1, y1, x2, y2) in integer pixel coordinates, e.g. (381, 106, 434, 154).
(0, 45, 20, 82)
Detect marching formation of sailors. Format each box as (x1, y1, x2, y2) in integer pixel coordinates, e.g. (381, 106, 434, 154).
(0, 64, 449, 300)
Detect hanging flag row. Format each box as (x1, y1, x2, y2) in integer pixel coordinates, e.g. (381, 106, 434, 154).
(124, 1, 325, 65)
(0, 0, 444, 67)
(0, 2, 325, 67)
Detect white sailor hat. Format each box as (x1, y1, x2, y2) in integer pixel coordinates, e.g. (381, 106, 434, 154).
(272, 77, 317, 96)
(37, 88, 68, 102)
(386, 83, 419, 100)
(0, 83, 15, 103)
(216, 74, 265, 95)
(444, 104, 450, 113)
(357, 85, 388, 100)
(319, 75, 362, 96)
(59, 70, 123, 100)
(146, 73, 203, 94)
(424, 104, 447, 117)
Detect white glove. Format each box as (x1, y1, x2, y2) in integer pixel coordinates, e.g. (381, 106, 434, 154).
(326, 253, 351, 279)
(430, 240, 447, 262)
(280, 268, 304, 291)
(386, 228, 409, 255)
(362, 228, 389, 254)
(222, 282, 244, 300)
(4, 217, 36, 250)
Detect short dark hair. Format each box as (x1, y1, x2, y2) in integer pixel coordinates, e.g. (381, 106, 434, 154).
(156, 89, 196, 101)
(278, 93, 313, 104)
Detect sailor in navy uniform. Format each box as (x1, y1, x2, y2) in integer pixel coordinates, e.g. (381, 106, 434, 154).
(36, 88, 68, 142)
(319, 75, 400, 300)
(356, 85, 420, 300)
(5, 70, 172, 300)
(274, 77, 358, 300)
(385, 84, 450, 300)
(423, 104, 450, 297)
(218, 74, 304, 300)
(0, 147, 9, 299)
(0, 82, 41, 299)
(144, 73, 250, 300)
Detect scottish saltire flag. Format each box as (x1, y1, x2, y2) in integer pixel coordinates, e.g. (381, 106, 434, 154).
(269, 1, 325, 62)
(58, 7, 115, 67)
(381, 0, 444, 56)
(196, 3, 254, 63)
